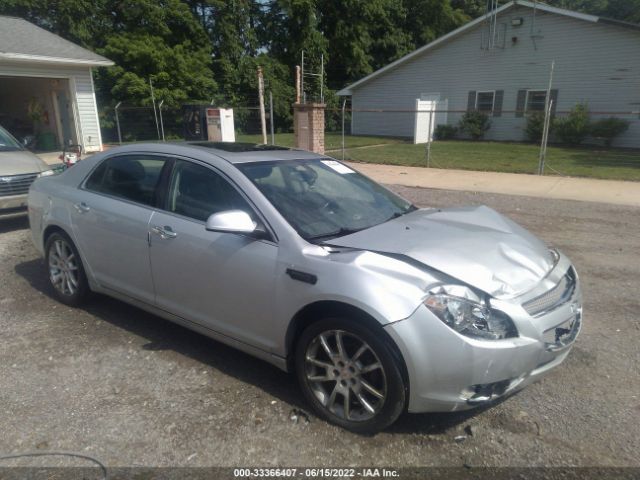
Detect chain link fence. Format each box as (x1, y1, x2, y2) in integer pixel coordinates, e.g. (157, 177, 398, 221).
(98, 95, 640, 182)
(325, 98, 640, 181)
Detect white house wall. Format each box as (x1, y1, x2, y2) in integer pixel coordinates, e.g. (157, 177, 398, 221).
(351, 6, 640, 148)
(0, 61, 103, 152)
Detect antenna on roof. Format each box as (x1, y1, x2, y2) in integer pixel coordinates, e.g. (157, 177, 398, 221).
(482, 0, 500, 49)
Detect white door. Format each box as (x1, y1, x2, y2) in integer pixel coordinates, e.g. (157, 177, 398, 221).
(414, 99, 436, 144)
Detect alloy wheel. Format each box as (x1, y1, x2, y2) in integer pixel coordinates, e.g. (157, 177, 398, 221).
(304, 329, 387, 421)
(48, 238, 80, 296)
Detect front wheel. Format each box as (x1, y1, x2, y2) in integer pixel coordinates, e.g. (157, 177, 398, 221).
(295, 318, 406, 433)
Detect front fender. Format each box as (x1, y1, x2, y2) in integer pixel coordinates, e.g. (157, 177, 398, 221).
(272, 248, 442, 356)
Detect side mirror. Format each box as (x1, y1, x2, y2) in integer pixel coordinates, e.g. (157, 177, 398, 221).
(205, 210, 257, 234)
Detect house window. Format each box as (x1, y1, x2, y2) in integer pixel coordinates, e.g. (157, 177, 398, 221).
(475, 91, 495, 114)
(526, 90, 548, 112)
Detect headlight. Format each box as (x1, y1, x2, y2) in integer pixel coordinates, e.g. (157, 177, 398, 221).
(38, 169, 55, 178)
(423, 285, 517, 340)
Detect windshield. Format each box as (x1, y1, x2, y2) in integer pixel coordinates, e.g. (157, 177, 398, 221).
(239, 159, 416, 241)
(0, 126, 23, 152)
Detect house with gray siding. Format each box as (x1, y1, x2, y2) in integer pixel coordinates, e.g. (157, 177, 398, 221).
(338, 1, 640, 148)
(0, 16, 113, 152)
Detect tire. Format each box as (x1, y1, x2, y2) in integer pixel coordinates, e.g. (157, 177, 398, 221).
(295, 317, 406, 433)
(44, 231, 90, 307)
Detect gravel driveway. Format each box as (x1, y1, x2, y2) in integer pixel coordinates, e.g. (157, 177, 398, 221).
(0, 186, 638, 469)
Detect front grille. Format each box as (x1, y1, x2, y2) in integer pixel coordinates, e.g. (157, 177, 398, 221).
(0, 173, 39, 197)
(523, 268, 576, 317)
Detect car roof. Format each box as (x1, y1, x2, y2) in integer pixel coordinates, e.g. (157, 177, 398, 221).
(184, 141, 324, 164)
(99, 141, 327, 167)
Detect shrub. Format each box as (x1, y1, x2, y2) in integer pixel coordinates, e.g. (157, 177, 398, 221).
(525, 112, 553, 143)
(434, 124, 458, 140)
(458, 111, 491, 140)
(589, 117, 630, 147)
(553, 103, 590, 145)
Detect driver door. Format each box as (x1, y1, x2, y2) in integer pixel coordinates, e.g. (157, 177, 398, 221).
(148, 159, 279, 352)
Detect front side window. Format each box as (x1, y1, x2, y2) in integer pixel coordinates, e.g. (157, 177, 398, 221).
(85, 155, 167, 206)
(526, 90, 548, 112)
(166, 160, 252, 222)
(0, 126, 23, 152)
(239, 159, 415, 241)
(476, 91, 495, 113)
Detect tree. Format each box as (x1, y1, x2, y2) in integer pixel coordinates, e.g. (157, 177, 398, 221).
(93, 0, 217, 107)
(403, 0, 469, 47)
(320, 0, 413, 88)
(0, 0, 109, 48)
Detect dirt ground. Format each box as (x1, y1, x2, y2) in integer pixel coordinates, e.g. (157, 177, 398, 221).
(0, 187, 638, 469)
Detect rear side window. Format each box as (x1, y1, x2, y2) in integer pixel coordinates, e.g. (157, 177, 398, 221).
(166, 160, 252, 222)
(85, 155, 167, 206)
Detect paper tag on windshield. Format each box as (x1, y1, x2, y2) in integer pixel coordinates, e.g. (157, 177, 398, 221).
(321, 160, 355, 174)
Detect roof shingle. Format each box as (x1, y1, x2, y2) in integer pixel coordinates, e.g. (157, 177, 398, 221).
(0, 15, 113, 66)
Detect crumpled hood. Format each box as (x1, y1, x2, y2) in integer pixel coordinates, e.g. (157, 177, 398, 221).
(328, 206, 554, 298)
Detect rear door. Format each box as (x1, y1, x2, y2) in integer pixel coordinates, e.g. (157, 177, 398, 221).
(72, 154, 170, 304)
(147, 158, 279, 351)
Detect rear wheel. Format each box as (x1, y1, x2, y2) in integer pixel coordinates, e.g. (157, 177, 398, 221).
(45, 232, 89, 306)
(295, 318, 406, 433)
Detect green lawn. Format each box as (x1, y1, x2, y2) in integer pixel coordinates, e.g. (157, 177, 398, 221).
(236, 132, 404, 150)
(235, 133, 640, 181)
(344, 140, 640, 181)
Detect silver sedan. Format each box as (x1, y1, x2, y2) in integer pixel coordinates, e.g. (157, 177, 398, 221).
(28, 142, 582, 433)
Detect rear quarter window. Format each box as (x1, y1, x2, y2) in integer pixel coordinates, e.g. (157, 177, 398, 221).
(85, 155, 168, 207)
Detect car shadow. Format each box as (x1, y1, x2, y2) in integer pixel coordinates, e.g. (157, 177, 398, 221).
(15, 257, 485, 436)
(0, 215, 29, 234)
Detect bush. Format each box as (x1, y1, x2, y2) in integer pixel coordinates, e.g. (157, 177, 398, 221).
(434, 124, 458, 140)
(553, 103, 590, 145)
(589, 117, 630, 147)
(525, 112, 553, 143)
(458, 111, 490, 140)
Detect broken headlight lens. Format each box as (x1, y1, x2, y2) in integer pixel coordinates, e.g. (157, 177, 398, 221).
(423, 285, 517, 340)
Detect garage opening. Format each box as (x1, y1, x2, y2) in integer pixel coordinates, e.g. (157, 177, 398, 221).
(0, 76, 78, 152)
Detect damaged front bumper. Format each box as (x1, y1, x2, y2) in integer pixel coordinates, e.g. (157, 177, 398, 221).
(384, 260, 582, 413)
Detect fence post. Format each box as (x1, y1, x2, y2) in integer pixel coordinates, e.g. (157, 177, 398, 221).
(149, 78, 160, 140)
(538, 60, 555, 175)
(114, 102, 122, 145)
(158, 99, 165, 142)
(269, 91, 275, 145)
(426, 107, 434, 168)
(341, 98, 346, 161)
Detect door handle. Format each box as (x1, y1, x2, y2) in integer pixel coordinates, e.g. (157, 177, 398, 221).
(151, 225, 177, 239)
(74, 202, 90, 213)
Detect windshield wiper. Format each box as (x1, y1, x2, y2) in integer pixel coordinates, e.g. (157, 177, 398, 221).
(382, 205, 418, 223)
(308, 227, 365, 243)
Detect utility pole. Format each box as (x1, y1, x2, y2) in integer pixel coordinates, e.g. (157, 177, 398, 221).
(295, 66, 301, 103)
(257, 66, 267, 144)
